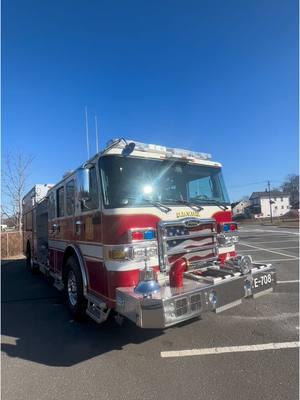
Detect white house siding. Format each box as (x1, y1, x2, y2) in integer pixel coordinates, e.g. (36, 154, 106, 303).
(255, 196, 290, 218)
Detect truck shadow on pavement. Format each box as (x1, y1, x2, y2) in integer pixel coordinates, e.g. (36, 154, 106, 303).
(1, 259, 164, 367)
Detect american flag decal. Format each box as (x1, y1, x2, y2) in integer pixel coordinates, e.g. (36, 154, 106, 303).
(157, 218, 217, 271)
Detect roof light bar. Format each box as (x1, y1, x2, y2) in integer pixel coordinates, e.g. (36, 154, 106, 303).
(105, 139, 212, 160)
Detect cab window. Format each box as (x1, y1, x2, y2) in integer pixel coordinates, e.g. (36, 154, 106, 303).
(49, 192, 56, 219)
(66, 180, 75, 216)
(81, 167, 99, 211)
(57, 187, 65, 217)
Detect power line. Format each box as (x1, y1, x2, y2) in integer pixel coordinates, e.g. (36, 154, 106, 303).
(228, 180, 268, 189)
(228, 179, 285, 189)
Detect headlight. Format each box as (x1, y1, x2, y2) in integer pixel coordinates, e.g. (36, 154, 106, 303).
(146, 246, 158, 257)
(132, 246, 158, 260)
(105, 245, 157, 261)
(217, 234, 239, 246)
(132, 247, 147, 259)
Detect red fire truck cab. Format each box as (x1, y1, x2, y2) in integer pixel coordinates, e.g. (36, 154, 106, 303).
(23, 138, 276, 328)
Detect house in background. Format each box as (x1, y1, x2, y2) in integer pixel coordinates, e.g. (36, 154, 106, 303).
(232, 199, 251, 217)
(249, 190, 290, 219)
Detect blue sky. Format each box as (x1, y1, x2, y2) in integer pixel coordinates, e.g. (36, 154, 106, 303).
(2, 0, 298, 201)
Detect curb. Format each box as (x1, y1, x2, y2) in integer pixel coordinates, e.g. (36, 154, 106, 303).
(1, 256, 26, 265)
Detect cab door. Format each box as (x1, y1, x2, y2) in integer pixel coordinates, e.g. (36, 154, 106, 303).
(48, 190, 57, 272)
(65, 177, 76, 242)
(53, 185, 65, 273)
(75, 165, 105, 296)
(75, 165, 102, 244)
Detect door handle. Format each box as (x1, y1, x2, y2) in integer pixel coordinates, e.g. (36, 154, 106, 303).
(52, 224, 60, 233)
(75, 220, 83, 234)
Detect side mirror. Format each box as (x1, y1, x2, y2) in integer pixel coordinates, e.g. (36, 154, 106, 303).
(77, 168, 90, 202)
(122, 142, 135, 157)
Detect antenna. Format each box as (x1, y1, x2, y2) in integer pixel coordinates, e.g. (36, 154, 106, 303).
(95, 115, 99, 153)
(85, 106, 90, 159)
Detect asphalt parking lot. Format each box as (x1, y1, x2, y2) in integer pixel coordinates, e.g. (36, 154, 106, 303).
(1, 224, 299, 400)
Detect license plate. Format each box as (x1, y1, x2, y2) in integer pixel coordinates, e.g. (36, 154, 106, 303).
(252, 273, 272, 289)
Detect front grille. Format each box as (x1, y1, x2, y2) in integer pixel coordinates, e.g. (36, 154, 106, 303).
(157, 218, 218, 271)
(175, 297, 188, 316)
(190, 293, 201, 312)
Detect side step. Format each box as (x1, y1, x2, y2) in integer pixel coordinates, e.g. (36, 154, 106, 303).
(53, 280, 64, 291)
(86, 300, 111, 324)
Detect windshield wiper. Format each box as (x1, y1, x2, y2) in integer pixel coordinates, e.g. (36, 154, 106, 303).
(164, 199, 203, 211)
(191, 198, 228, 211)
(128, 196, 171, 214)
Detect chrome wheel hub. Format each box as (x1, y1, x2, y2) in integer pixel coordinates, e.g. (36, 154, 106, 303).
(67, 271, 78, 307)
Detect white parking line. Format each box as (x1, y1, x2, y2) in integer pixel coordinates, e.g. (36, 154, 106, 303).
(238, 229, 299, 235)
(277, 280, 299, 284)
(238, 246, 299, 252)
(230, 312, 299, 321)
(239, 242, 298, 259)
(255, 258, 299, 262)
(239, 239, 298, 245)
(161, 342, 300, 358)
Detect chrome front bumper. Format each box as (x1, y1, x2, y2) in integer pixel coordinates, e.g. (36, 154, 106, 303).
(116, 263, 276, 329)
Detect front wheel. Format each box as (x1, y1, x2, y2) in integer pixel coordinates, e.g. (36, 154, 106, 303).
(65, 256, 87, 320)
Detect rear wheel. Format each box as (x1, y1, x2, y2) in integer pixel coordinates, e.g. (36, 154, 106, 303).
(65, 256, 87, 320)
(26, 243, 39, 274)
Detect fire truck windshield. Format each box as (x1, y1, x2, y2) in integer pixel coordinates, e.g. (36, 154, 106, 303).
(99, 155, 230, 209)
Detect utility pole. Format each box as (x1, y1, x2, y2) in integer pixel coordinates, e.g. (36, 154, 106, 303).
(267, 180, 273, 224)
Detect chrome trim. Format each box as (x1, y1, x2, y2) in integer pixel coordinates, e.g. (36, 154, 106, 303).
(115, 262, 277, 328)
(167, 243, 217, 256)
(187, 256, 218, 267)
(163, 231, 217, 241)
(67, 270, 78, 306)
(184, 219, 202, 227)
(86, 293, 107, 308)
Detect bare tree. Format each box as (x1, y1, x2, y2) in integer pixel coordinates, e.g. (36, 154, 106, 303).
(281, 174, 299, 208)
(1, 153, 34, 231)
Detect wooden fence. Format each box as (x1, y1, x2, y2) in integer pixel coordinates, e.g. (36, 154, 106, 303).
(1, 231, 23, 259)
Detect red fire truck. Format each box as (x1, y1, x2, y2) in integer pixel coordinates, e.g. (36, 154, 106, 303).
(23, 138, 276, 328)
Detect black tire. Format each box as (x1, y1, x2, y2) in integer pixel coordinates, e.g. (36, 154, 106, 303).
(26, 243, 39, 275)
(65, 256, 87, 320)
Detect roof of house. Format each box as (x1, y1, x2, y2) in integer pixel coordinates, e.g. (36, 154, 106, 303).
(250, 190, 289, 199)
(232, 199, 250, 207)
